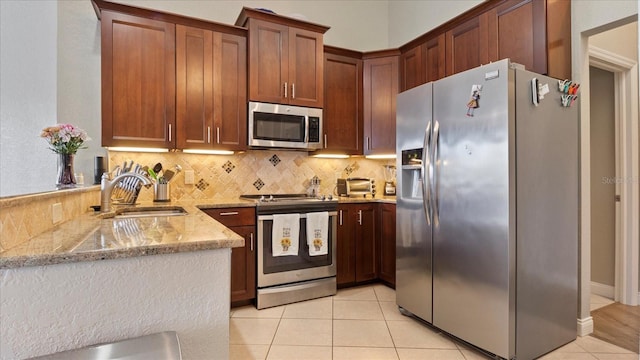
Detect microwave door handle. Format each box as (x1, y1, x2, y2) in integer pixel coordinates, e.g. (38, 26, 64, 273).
(304, 115, 309, 143)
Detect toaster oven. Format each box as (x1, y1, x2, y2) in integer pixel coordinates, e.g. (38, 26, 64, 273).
(336, 178, 376, 197)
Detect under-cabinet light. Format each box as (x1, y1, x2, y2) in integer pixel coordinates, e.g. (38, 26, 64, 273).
(182, 149, 234, 155)
(106, 147, 169, 153)
(311, 154, 350, 159)
(365, 154, 397, 159)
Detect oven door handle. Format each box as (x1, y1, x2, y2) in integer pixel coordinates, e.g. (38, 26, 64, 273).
(258, 211, 338, 221)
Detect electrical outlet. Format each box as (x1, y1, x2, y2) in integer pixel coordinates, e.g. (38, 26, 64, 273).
(52, 203, 63, 224)
(184, 170, 195, 185)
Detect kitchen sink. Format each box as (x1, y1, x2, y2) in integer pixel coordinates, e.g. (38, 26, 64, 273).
(114, 206, 188, 218)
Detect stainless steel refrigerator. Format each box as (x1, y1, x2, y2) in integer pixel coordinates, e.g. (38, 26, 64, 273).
(396, 59, 578, 360)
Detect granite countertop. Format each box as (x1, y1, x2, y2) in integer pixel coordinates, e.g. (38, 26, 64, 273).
(0, 196, 395, 270)
(0, 202, 246, 269)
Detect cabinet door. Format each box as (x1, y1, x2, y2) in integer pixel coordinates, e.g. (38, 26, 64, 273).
(363, 56, 398, 155)
(425, 34, 446, 82)
(101, 11, 175, 148)
(322, 52, 362, 154)
(289, 28, 324, 107)
(337, 205, 356, 286)
(378, 204, 396, 287)
(400, 44, 424, 92)
(230, 225, 256, 302)
(248, 19, 288, 104)
(176, 25, 213, 149)
(445, 14, 489, 76)
(215, 33, 247, 150)
(355, 204, 377, 282)
(203, 207, 256, 303)
(486, 0, 547, 74)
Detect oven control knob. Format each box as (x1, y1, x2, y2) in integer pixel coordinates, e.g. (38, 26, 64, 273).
(268, 195, 274, 202)
(327, 194, 333, 200)
(320, 195, 326, 201)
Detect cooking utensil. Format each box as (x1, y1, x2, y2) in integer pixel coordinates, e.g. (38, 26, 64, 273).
(162, 170, 175, 182)
(153, 163, 163, 176)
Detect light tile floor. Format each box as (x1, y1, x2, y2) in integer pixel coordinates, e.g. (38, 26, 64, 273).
(230, 284, 636, 360)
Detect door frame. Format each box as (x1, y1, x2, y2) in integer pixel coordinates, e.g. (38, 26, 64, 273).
(588, 45, 639, 306)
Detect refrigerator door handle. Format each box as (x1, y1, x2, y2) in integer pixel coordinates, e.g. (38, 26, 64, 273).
(432, 120, 441, 226)
(422, 122, 432, 225)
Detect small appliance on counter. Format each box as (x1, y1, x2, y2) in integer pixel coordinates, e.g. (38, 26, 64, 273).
(383, 165, 396, 196)
(336, 178, 375, 198)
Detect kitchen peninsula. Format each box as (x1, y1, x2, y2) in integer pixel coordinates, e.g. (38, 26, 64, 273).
(0, 198, 245, 360)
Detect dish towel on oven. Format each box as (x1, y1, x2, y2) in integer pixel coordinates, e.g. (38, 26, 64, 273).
(306, 211, 329, 256)
(272, 213, 300, 256)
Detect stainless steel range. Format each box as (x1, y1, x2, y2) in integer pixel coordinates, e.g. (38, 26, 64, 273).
(240, 194, 338, 309)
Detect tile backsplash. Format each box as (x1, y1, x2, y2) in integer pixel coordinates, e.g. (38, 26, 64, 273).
(109, 150, 396, 202)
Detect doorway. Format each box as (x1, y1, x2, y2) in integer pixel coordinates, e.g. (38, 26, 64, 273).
(589, 65, 617, 309)
(587, 21, 639, 309)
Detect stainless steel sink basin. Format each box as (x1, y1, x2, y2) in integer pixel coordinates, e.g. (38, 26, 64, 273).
(114, 206, 188, 218)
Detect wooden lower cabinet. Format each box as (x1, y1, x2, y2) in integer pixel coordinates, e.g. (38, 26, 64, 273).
(336, 203, 377, 286)
(203, 207, 256, 303)
(378, 203, 396, 287)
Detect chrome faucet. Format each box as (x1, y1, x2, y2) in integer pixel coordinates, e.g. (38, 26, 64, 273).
(100, 173, 152, 213)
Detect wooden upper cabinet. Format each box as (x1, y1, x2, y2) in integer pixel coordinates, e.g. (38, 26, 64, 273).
(425, 34, 446, 83)
(247, 20, 288, 104)
(363, 53, 399, 155)
(289, 27, 324, 107)
(445, 14, 489, 77)
(238, 8, 329, 108)
(176, 25, 247, 151)
(101, 11, 176, 148)
(321, 48, 362, 155)
(486, 0, 547, 75)
(400, 44, 424, 92)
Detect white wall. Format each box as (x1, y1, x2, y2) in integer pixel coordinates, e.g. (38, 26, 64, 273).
(0, 1, 58, 197)
(58, 0, 106, 186)
(0, 249, 231, 360)
(111, 0, 390, 51)
(387, 0, 483, 47)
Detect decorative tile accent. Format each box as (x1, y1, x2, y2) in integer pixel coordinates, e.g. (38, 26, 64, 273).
(269, 154, 281, 166)
(222, 161, 235, 173)
(253, 178, 265, 190)
(344, 163, 358, 176)
(195, 179, 210, 191)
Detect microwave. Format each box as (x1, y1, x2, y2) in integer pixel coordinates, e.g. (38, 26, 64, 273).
(248, 101, 323, 150)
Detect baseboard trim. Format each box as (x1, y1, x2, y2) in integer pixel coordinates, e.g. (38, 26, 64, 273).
(577, 316, 594, 336)
(591, 281, 615, 298)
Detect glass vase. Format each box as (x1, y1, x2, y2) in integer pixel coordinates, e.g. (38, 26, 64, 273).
(56, 153, 76, 189)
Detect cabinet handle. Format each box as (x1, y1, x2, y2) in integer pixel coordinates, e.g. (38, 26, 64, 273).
(339, 210, 343, 226)
(367, 137, 370, 150)
(207, 126, 211, 144)
(284, 82, 288, 98)
(358, 210, 362, 225)
(219, 211, 239, 216)
(250, 233, 254, 252)
(168, 124, 172, 142)
(324, 134, 327, 149)
(292, 83, 295, 99)
(216, 127, 220, 144)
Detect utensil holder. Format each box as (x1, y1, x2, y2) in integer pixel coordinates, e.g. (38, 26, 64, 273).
(154, 183, 170, 202)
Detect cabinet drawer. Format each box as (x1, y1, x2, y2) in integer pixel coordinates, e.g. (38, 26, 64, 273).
(203, 207, 256, 226)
